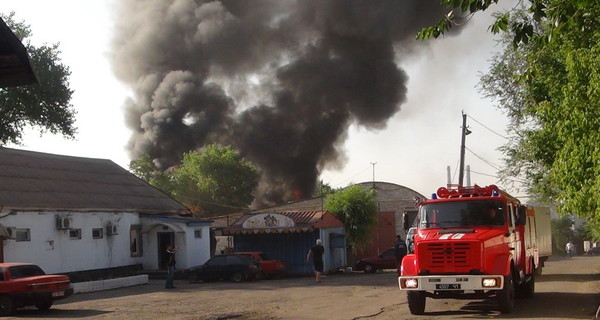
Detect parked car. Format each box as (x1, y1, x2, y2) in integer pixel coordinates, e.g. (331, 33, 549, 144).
(187, 254, 260, 283)
(0, 262, 74, 316)
(585, 246, 600, 255)
(353, 248, 400, 273)
(234, 252, 287, 279)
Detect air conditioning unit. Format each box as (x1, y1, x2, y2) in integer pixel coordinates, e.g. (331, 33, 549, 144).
(56, 216, 71, 230)
(106, 224, 118, 235)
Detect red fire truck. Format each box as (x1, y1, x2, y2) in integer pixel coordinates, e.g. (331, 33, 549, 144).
(398, 184, 551, 314)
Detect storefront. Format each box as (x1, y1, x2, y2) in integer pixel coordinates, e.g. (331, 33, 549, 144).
(223, 211, 346, 275)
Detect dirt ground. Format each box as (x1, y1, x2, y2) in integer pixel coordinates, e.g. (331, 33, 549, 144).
(7, 255, 600, 320)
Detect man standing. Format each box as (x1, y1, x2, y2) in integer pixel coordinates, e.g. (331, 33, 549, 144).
(307, 239, 325, 282)
(394, 235, 407, 272)
(165, 245, 178, 289)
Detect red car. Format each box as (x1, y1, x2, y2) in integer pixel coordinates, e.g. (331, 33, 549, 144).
(353, 248, 400, 273)
(0, 262, 74, 316)
(234, 252, 287, 279)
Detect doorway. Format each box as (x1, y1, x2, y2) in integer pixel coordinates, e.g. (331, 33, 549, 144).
(157, 232, 175, 270)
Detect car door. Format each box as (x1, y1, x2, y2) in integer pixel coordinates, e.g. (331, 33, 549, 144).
(224, 255, 246, 278)
(380, 249, 398, 269)
(203, 255, 227, 281)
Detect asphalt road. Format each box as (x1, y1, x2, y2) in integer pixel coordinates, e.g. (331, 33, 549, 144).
(6, 255, 600, 320)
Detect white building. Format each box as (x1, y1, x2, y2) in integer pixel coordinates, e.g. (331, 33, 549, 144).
(0, 147, 212, 275)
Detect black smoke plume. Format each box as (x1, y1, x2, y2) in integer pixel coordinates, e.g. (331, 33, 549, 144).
(111, 0, 449, 207)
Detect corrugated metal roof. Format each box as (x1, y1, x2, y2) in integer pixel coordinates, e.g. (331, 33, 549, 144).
(0, 147, 190, 214)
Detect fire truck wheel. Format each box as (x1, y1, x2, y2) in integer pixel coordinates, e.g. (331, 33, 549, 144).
(520, 274, 535, 298)
(407, 291, 426, 315)
(497, 274, 515, 313)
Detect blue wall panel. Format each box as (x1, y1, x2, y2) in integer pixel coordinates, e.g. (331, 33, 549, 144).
(234, 231, 319, 275)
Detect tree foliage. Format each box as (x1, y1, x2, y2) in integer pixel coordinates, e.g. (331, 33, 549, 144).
(550, 216, 575, 254)
(324, 185, 378, 251)
(422, 1, 600, 240)
(129, 144, 259, 216)
(0, 12, 76, 145)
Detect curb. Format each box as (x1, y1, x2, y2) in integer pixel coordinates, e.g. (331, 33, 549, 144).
(71, 274, 149, 294)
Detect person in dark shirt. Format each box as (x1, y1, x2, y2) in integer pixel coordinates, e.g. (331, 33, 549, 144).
(306, 239, 325, 282)
(165, 245, 178, 289)
(394, 234, 407, 272)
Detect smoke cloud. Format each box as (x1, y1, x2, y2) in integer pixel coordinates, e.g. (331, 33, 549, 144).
(111, 0, 449, 207)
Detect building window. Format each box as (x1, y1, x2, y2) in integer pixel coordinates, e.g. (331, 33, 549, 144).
(69, 229, 82, 240)
(15, 229, 30, 242)
(130, 224, 143, 257)
(194, 229, 202, 238)
(92, 228, 104, 239)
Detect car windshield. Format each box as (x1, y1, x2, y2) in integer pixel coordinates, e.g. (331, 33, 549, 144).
(419, 200, 506, 229)
(9, 265, 46, 279)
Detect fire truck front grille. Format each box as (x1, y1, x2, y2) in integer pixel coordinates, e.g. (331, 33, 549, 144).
(418, 242, 480, 273)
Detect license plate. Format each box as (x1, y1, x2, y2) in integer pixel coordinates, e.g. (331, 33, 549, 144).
(435, 284, 461, 290)
(52, 291, 65, 297)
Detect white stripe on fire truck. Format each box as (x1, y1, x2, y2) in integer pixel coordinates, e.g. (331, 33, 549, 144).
(439, 233, 466, 239)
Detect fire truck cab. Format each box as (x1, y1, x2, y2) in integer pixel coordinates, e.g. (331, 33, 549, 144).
(398, 185, 540, 314)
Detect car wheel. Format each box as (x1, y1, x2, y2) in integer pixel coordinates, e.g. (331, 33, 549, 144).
(0, 295, 15, 316)
(231, 272, 244, 282)
(407, 291, 426, 315)
(189, 272, 199, 283)
(497, 273, 515, 313)
(363, 264, 375, 273)
(35, 301, 53, 311)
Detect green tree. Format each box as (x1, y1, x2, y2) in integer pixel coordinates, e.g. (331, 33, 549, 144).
(421, 1, 600, 239)
(324, 185, 378, 251)
(130, 145, 259, 216)
(314, 180, 335, 198)
(171, 145, 259, 215)
(551, 217, 574, 254)
(0, 12, 76, 145)
(128, 154, 174, 193)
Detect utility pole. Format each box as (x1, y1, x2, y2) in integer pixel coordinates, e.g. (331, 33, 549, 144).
(458, 112, 471, 187)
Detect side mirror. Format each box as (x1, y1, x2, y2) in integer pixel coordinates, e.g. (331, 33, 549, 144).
(406, 227, 417, 254)
(516, 206, 527, 225)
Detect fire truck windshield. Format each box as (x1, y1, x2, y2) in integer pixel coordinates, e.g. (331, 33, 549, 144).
(418, 200, 506, 229)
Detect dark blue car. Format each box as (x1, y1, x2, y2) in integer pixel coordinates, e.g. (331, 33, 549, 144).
(187, 254, 260, 283)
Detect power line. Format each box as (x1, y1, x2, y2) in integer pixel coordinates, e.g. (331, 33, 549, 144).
(451, 159, 460, 185)
(465, 146, 501, 171)
(470, 169, 528, 184)
(467, 114, 508, 140)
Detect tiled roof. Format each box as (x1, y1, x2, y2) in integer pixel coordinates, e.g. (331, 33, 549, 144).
(0, 147, 189, 214)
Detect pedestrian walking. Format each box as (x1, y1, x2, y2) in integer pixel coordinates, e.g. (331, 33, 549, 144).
(307, 239, 325, 282)
(565, 241, 575, 258)
(165, 245, 178, 289)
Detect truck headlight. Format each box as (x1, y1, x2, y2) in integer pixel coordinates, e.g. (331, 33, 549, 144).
(482, 277, 502, 288)
(401, 278, 419, 289)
